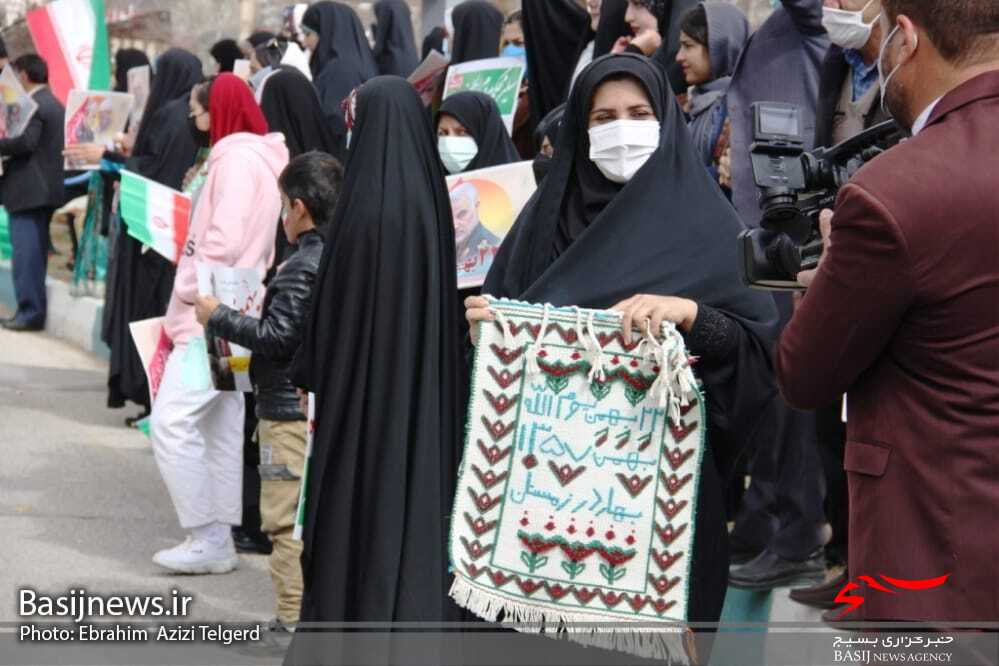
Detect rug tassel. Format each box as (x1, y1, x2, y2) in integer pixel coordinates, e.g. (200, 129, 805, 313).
(450, 577, 691, 665)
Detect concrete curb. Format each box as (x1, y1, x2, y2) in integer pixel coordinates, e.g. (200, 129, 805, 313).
(0, 260, 110, 360)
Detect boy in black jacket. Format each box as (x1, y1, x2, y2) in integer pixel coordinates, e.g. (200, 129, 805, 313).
(195, 151, 342, 632)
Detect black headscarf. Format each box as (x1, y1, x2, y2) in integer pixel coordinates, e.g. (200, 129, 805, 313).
(114, 48, 148, 93)
(482, 54, 778, 622)
(436, 91, 519, 172)
(522, 0, 588, 127)
(646, 0, 702, 94)
(210, 39, 242, 73)
(260, 68, 339, 159)
(421, 26, 448, 60)
(285, 77, 461, 644)
(372, 0, 419, 77)
(129, 48, 203, 188)
(593, 0, 630, 58)
(450, 0, 503, 64)
(303, 1, 378, 137)
(247, 30, 276, 49)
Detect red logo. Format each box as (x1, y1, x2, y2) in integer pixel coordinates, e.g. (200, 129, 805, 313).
(833, 574, 951, 618)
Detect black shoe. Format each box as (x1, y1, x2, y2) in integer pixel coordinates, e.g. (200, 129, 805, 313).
(232, 527, 273, 555)
(729, 546, 763, 567)
(267, 618, 295, 634)
(728, 548, 826, 591)
(789, 570, 849, 609)
(125, 410, 151, 428)
(2, 319, 44, 332)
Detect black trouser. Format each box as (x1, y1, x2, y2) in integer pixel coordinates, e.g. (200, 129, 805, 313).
(240, 394, 265, 540)
(816, 398, 848, 565)
(729, 293, 828, 561)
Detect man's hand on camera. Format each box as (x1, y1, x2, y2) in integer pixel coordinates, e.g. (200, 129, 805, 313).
(796, 209, 833, 289)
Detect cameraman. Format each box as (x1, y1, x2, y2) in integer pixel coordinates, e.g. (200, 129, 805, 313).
(777, 0, 999, 623)
(790, 0, 890, 612)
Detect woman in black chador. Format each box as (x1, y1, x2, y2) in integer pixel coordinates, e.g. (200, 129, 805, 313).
(471, 54, 779, 632)
(285, 76, 463, 665)
(104, 49, 203, 414)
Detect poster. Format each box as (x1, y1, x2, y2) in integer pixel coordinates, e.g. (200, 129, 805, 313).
(0, 65, 39, 140)
(233, 59, 252, 82)
(407, 49, 450, 107)
(64, 89, 134, 169)
(443, 57, 525, 135)
(446, 161, 536, 289)
(126, 64, 150, 139)
(195, 263, 265, 392)
(128, 316, 172, 407)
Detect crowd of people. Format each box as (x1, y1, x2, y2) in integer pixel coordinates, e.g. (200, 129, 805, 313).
(1, 0, 997, 663)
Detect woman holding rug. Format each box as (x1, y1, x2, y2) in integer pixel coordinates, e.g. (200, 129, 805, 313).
(467, 54, 778, 634)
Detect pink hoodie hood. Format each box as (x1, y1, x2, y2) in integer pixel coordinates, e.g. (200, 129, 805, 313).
(164, 131, 290, 345)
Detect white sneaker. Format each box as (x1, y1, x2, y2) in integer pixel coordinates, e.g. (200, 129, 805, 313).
(152, 536, 239, 574)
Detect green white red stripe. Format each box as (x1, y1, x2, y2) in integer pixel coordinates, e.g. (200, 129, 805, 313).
(119, 170, 192, 265)
(26, 0, 111, 104)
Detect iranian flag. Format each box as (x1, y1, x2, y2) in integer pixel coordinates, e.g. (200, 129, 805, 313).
(119, 170, 193, 265)
(26, 0, 111, 104)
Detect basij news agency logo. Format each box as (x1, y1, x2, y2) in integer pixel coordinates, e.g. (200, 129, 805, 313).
(831, 573, 951, 618)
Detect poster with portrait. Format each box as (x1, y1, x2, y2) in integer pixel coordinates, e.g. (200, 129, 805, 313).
(126, 64, 150, 140)
(408, 49, 450, 107)
(64, 90, 134, 169)
(446, 160, 536, 289)
(0, 65, 39, 141)
(195, 263, 265, 392)
(443, 57, 525, 135)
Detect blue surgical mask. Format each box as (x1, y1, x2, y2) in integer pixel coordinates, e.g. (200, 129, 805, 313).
(501, 43, 528, 78)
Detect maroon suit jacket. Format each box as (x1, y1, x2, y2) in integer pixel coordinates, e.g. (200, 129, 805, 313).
(776, 71, 999, 622)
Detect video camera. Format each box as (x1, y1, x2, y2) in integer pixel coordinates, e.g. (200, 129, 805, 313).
(738, 102, 905, 291)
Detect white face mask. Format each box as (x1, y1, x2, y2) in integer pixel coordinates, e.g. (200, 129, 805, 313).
(821, 0, 879, 51)
(587, 119, 660, 184)
(439, 135, 479, 174)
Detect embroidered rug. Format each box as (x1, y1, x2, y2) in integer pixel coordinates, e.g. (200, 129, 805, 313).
(449, 299, 704, 663)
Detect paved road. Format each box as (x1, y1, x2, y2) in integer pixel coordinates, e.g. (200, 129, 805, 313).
(0, 321, 283, 665)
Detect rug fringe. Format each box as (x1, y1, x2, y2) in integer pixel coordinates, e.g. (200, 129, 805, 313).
(449, 577, 691, 665)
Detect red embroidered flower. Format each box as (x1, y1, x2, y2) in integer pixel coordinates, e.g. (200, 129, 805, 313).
(560, 542, 596, 562)
(626, 535, 636, 546)
(605, 530, 616, 541)
(597, 547, 636, 567)
(545, 521, 556, 532)
(519, 533, 559, 555)
(586, 527, 595, 537)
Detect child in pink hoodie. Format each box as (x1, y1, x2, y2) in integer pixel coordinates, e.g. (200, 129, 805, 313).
(150, 74, 289, 574)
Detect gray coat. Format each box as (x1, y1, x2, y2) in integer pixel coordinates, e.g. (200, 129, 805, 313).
(726, 0, 828, 227)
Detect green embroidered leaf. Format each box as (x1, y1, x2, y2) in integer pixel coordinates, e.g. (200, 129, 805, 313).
(535, 556, 549, 569)
(521, 552, 532, 569)
(624, 385, 647, 407)
(612, 567, 627, 581)
(589, 381, 612, 402)
(546, 375, 570, 395)
(561, 561, 585, 579)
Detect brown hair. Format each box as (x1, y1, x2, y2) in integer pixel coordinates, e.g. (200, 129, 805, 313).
(882, 0, 999, 65)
